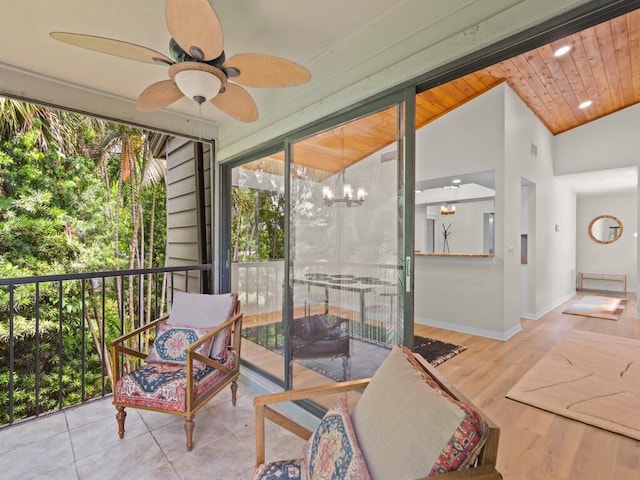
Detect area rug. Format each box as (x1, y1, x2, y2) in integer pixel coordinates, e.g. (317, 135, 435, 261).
(506, 330, 640, 440)
(562, 295, 628, 320)
(242, 323, 466, 382)
(413, 335, 467, 366)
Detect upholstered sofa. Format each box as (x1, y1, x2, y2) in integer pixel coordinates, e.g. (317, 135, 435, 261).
(254, 344, 502, 479)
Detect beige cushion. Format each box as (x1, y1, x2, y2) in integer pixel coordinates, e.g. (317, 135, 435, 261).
(168, 292, 237, 358)
(351, 345, 488, 478)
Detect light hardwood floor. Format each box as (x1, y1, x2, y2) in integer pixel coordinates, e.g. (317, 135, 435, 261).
(415, 291, 640, 480)
(242, 291, 639, 479)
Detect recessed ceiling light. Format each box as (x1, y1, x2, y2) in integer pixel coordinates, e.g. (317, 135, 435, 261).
(415, 189, 423, 193)
(451, 178, 462, 184)
(554, 45, 571, 57)
(579, 100, 593, 109)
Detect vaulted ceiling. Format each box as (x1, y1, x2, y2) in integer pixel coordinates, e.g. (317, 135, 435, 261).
(288, 9, 640, 175)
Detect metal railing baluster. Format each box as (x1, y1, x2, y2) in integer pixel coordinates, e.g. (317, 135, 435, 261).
(35, 283, 40, 416)
(81, 279, 86, 402)
(9, 286, 15, 424)
(1, 264, 213, 428)
(58, 281, 63, 409)
(101, 277, 106, 396)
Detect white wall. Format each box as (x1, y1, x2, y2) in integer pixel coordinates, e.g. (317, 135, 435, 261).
(504, 86, 577, 320)
(576, 192, 637, 292)
(555, 102, 640, 304)
(426, 201, 495, 254)
(415, 204, 427, 253)
(415, 83, 579, 339)
(416, 85, 504, 180)
(555, 103, 640, 175)
(414, 85, 508, 339)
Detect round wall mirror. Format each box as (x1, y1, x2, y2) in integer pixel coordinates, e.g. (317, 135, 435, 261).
(588, 215, 623, 244)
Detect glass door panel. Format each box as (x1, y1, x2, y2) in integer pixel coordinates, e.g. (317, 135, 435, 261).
(230, 155, 286, 384)
(289, 105, 405, 388)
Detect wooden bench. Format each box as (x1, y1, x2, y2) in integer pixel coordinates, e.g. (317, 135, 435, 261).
(578, 272, 627, 293)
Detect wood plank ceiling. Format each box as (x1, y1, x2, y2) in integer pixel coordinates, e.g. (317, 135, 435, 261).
(254, 9, 640, 177)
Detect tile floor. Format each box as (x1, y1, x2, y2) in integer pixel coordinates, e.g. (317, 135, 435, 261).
(0, 375, 310, 480)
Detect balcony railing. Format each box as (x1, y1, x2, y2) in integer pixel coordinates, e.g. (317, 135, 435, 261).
(0, 264, 213, 428)
(233, 259, 402, 346)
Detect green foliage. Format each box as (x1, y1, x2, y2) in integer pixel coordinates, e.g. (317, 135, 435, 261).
(232, 187, 285, 261)
(0, 102, 167, 425)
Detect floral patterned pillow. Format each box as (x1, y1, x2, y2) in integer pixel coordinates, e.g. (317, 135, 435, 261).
(304, 395, 371, 480)
(254, 458, 303, 480)
(145, 322, 214, 367)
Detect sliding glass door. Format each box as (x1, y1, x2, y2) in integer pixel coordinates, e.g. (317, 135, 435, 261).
(288, 104, 409, 388)
(225, 92, 414, 390)
(230, 154, 287, 385)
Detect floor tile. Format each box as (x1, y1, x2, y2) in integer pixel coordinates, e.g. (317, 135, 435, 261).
(65, 398, 117, 431)
(69, 409, 147, 461)
(137, 408, 182, 432)
(0, 430, 75, 479)
(0, 372, 320, 479)
(75, 432, 179, 480)
(0, 412, 68, 454)
(151, 408, 235, 462)
(171, 432, 255, 480)
(28, 462, 79, 480)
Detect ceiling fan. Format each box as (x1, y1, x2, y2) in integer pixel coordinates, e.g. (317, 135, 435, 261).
(50, 0, 311, 123)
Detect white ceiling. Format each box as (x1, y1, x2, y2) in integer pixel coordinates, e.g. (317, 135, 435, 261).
(0, 0, 589, 156)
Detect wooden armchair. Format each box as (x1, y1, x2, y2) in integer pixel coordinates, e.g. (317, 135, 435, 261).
(254, 345, 501, 479)
(111, 292, 242, 451)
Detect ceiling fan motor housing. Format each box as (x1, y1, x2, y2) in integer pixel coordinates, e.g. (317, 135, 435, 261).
(169, 38, 224, 67)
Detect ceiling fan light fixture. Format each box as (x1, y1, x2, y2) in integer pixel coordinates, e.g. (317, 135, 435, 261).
(169, 62, 226, 104)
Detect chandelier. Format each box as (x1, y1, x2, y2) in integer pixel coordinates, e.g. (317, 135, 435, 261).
(322, 127, 367, 207)
(441, 203, 456, 215)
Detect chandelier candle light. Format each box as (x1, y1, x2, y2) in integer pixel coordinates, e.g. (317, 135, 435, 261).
(322, 127, 367, 207)
(441, 204, 456, 215)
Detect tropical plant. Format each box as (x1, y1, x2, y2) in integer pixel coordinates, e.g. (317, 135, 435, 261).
(231, 187, 285, 262)
(0, 97, 168, 424)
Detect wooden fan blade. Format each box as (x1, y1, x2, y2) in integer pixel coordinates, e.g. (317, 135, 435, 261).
(50, 32, 173, 65)
(211, 83, 258, 123)
(166, 0, 223, 62)
(137, 80, 184, 112)
(224, 53, 311, 88)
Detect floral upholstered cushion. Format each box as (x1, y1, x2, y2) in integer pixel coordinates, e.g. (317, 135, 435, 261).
(304, 395, 371, 480)
(351, 345, 489, 478)
(254, 458, 303, 480)
(115, 353, 235, 413)
(145, 322, 214, 366)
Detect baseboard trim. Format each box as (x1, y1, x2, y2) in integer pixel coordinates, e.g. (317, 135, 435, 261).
(521, 291, 575, 320)
(415, 316, 522, 341)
